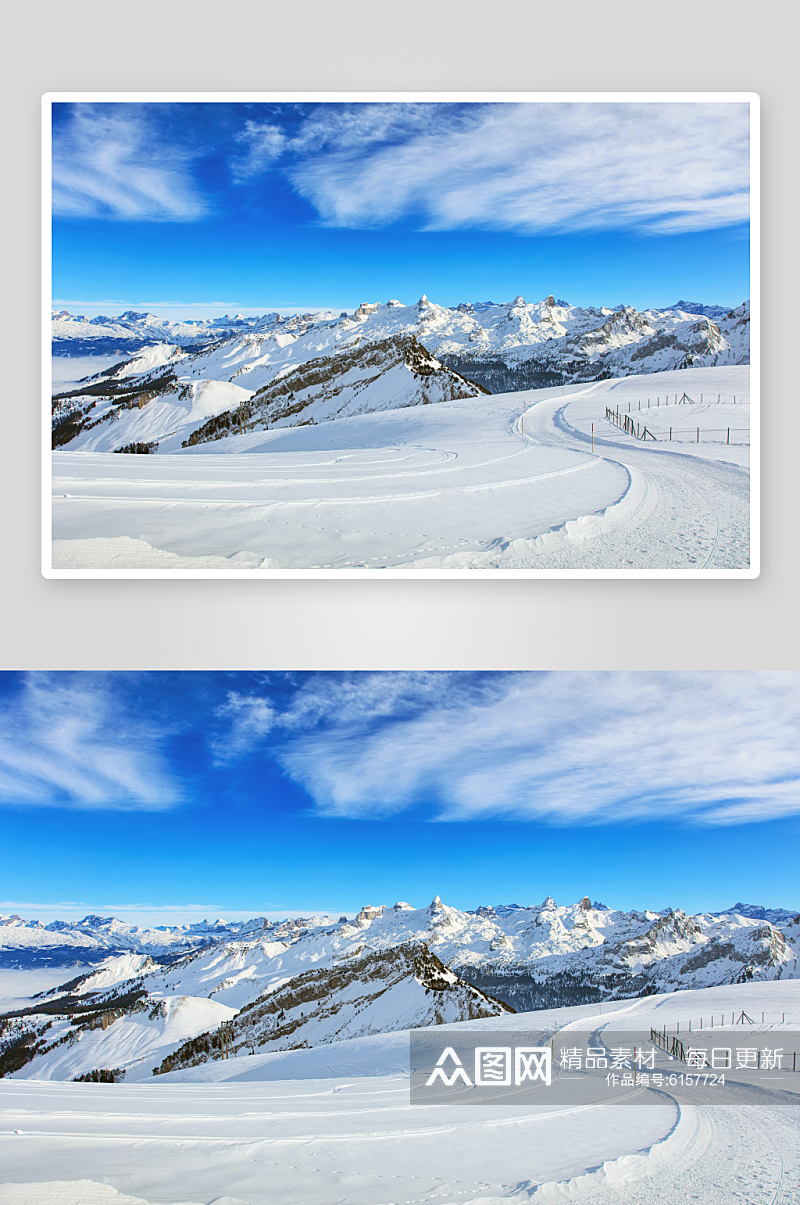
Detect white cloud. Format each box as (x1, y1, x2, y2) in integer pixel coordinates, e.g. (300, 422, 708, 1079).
(212, 672, 479, 762)
(271, 673, 800, 826)
(279, 671, 457, 730)
(211, 691, 276, 761)
(231, 120, 286, 183)
(289, 103, 445, 154)
(287, 102, 750, 236)
(52, 106, 208, 222)
(0, 675, 183, 810)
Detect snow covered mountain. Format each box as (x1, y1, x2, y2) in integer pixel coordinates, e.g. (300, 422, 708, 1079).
(668, 300, 735, 320)
(0, 913, 283, 968)
(712, 902, 800, 925)
(51, 294, 749, 454)
(183, 335, 487, 447)
(2, 895, 796, 1081)
(51, 309, 303, 358)
(52, 336, 486, 454)
(154, 943, 509, 1076)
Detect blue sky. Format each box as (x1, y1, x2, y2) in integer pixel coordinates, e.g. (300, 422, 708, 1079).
(51, 100, 751, 318)
(1, 672, 796, 925)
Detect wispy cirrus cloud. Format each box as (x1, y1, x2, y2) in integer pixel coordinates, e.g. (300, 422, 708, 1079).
(0, 674, 183, 810)
(210, 671, 459, 763)
(5, 672, 794, 826)
(52, 105, 209, 222)
(211, 691, 276, 761)
(285, 102, 750, 236)
(52, 100, 750, 237)
(289, 103, 448, 155)
(217, 672, 799, 827)
(231, 120, 286, 183)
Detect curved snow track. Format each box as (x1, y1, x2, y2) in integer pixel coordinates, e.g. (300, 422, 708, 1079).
(541, 1102, 798, 1205)
(484, 388, 750, 572)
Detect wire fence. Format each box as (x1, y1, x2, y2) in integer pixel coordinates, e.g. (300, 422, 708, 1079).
(605, 407, 750, 446)
(621, 391, 749, 411)
(650, 1020, 800, 1072)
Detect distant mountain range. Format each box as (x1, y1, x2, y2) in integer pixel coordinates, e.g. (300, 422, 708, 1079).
(51, 309, 281, 357)
(0, 913, 272, 967)
(51, 297, 744, 360)
(51, 294, 750, 455)
(2, 896, 796, 1081)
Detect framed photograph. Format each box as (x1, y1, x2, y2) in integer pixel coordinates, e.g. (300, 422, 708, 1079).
(43, 93, 758, 578)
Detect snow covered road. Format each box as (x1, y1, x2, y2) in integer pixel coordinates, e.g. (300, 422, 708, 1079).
(49, 367, 752, 574)
(548, 1103, 799, 1205)
(488, 376, 751, 572)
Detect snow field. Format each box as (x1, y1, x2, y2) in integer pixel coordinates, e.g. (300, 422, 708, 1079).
(51, 366, 751, 573)
(2, 983, 797, 1205)
(52, 387, 627, 570)
(554, 366, 751, 469)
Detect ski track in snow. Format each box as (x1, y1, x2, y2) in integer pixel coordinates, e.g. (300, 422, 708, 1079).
(51, 368, 750, 572)
(490, 384, 750, 571)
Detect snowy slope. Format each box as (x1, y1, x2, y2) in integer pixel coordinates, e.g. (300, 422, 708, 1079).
(4, 993, 237, 1083)
(153, 943, 510, 1076)
(184, 335, 485, 446)
(55, 336, 485, 455)
(1, 939, 509, 1082)
(51, 366, 750, 572)
(58, 378, 257, 454)
(2, 980, 799, 1205)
